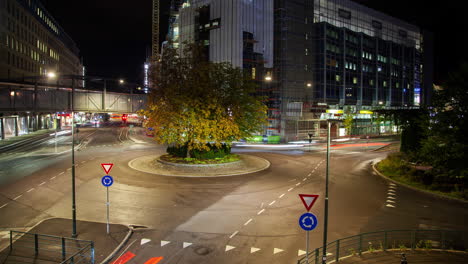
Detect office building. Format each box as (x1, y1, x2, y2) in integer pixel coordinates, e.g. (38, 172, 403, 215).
(163, 0, 433, 141)
(0, 0, 82, 79)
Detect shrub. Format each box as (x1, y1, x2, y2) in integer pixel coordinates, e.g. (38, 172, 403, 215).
(167, 144, 188, 158)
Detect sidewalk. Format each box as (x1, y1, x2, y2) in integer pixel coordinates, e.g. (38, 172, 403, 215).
(0, 218, 128, 264)
(0, 129, 56, 148)
(336, 249, 468, 263)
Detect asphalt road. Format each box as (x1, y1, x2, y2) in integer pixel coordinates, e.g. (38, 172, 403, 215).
(0, 125, 467, 264)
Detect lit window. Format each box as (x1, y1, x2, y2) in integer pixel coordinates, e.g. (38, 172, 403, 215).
(383, 81, 387, 87)
(252, 67, 256, 79)
(353, 77, 358, 84)
(335, 75, 341, 82)
(305, 48, 308, 55)
(369, 79, 374, 86)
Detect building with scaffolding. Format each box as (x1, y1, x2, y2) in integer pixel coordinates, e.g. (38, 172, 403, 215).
(164, 0, 433, 141)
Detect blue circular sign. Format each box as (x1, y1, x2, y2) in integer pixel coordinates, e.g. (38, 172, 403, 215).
(101, 175, 113, 187)
(299, 212, 318, 231)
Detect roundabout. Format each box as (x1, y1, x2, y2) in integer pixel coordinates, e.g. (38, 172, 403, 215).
(128, 153, 270, 177)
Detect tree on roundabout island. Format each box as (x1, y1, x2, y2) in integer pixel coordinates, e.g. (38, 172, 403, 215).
(141, 42, 267, 163)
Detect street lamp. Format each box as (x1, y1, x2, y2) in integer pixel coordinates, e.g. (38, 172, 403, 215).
(47, 71, 57, 78)
(264, 76, 272, 81)
(119, 79, 125, 84)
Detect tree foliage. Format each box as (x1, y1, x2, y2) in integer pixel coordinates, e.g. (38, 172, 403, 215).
(343, 106, 355, 135)
(142, 43, 267, 154)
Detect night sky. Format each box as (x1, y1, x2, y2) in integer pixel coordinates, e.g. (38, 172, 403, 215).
(40, 0, 461, 84)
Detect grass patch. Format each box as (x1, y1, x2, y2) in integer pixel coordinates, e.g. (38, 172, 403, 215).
(376, 152, 468, 201)
(160, 154, 240, 165)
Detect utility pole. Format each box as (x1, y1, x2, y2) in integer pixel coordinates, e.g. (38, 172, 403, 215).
(71, 77, 77, 238)
(322, 120, 331, 264)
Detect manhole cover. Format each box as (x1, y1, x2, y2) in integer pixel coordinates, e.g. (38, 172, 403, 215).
(194, 246, 211, 256)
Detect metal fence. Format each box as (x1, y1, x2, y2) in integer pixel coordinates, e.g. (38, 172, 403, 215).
(297, 229, 467, 264)
(4, 231, 94, 264)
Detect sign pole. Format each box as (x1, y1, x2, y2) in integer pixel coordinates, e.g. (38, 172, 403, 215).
(306, 230, 309, 264)
(106, 187, 110, 234)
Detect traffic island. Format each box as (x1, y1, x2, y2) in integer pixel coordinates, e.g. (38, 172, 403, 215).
(128, 154, 270, 177)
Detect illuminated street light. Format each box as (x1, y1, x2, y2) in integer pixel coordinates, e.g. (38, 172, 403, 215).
(307, 83, 312, 87)
(47, 71, 57, 78)
(119, 79, 125, 84)
(265, 76, 272, 81)
(137, 87, 142, 90)
(10, 91, 15, 96)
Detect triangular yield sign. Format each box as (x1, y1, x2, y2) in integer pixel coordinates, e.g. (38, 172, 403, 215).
(140, 238, 151, 245)
(225, 245, 235, 252)
(250, 247, 260, 253)
(298, 250, 306, 256)
(273, 248, 284, 254)
(299, 194, 319, 211)
(101, 163, 114, 174)
(183, 242, 192, 248)
(161, 241, 170, 247)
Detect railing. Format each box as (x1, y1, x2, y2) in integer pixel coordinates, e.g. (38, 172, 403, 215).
(6, 231, 94, 264)
(297, 229, 467, 264)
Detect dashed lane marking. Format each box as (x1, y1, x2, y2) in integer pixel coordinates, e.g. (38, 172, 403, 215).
(269, 200, 276, 206)
(13, 195, 22, 200)
(244, 219, 253, 226)
(58, 172, 64, 175)
(273, 248, 284, 254)
(279, 193, 285, 199)
(225, 245, 235, 252)
(66, 168, 71, 171)
(229, 231, 239, 239)
(303, 178, 307, 181)
(308, 173, 312, 176)
(0, 204, 7, 209)
(161, 241, 170, 247)
(257, 209, 265, 215)
(39, 182, 46, 186)
(251, 247, 261, 254)
(50, 176, 56, 180)
(27, 188, 35, 193)
(295, 182, 301, 186)
(183, 242, 192, 248)
(288, 187, 294, 192)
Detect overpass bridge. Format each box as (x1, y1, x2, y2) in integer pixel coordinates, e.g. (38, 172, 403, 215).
(0, 76, 149, 139)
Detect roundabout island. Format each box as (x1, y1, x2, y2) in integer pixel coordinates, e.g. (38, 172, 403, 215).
(128, 154, 270, 177)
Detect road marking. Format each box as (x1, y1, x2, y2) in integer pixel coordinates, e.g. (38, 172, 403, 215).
(58, 172, 64, 175)
(225, 245, 235, 252)
(0, 204, 7, 209)
(303, 178, 307, 181)
(261, 202, 264, 208)
(50, 176, 56, 180)
(288, 187, 294, 192)
(183, 242, 192, 248)
(81, 161, 86, 164)
(312, 170, 315, 173)
(39, 182, 46, 186)
(279, 193, 285, 199)
(143, 257, 163, 264)
(308, 173, 312, 176)
(161, 241, 170, 247)
(257, 209, 265, 215)
(386, 200, 396, 203)
(140, 238, 151, 245)
(229, 231, 239, 239)
(387, 196, 396, 200)
(288, 179, 296, 182)
(386, 204, 396, 208)
(273, 248, 284, 254)
(298, 250, 306, 256)
(27, 188, 35, 193)
(389, 186, 397, 190)
(295, 182, 301, 186)
(67, 168, 71, 171)
(389, 183, 396, 186)
(13, 195, 22, 200)
(112, 251, 135, 264)
(251, 247, 261, 253)
(244, 219, 253, 226)
(387, 191, 396, 195)
(269, 200, 276, 206)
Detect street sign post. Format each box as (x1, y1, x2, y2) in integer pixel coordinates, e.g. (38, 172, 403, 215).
(101, 175, 114, 234)
(299, 194, 319, 264)
(101, 163, 114, 175)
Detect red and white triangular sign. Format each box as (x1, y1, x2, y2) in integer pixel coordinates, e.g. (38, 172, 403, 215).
(299, 194, 319, 211)
(101, 163, 114, 174)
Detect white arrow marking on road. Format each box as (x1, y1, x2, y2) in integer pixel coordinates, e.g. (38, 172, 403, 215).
(273, 248, 284, 254)
(386, 204, 396, 208)
(141, 238, 151, 245)
(257, 209, 265, 215)
(298, 250, 306, 256)
(161, 240, 170, 247)
(279, 193, 285, 198)
(251, 247, 260, 253)
(225, 245, 235, 252)
(183, 242, 192, 248)
(244, 219, 253, 226)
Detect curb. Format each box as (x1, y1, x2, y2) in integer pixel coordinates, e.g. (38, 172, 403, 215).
(157, 157, 242, 167)
(372, 163, 468, 204)
(128, 154, 270, 178)
(99, 225, 134, 264)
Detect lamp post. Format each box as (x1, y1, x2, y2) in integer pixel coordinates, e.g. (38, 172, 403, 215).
(322, 120, 331, 264)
